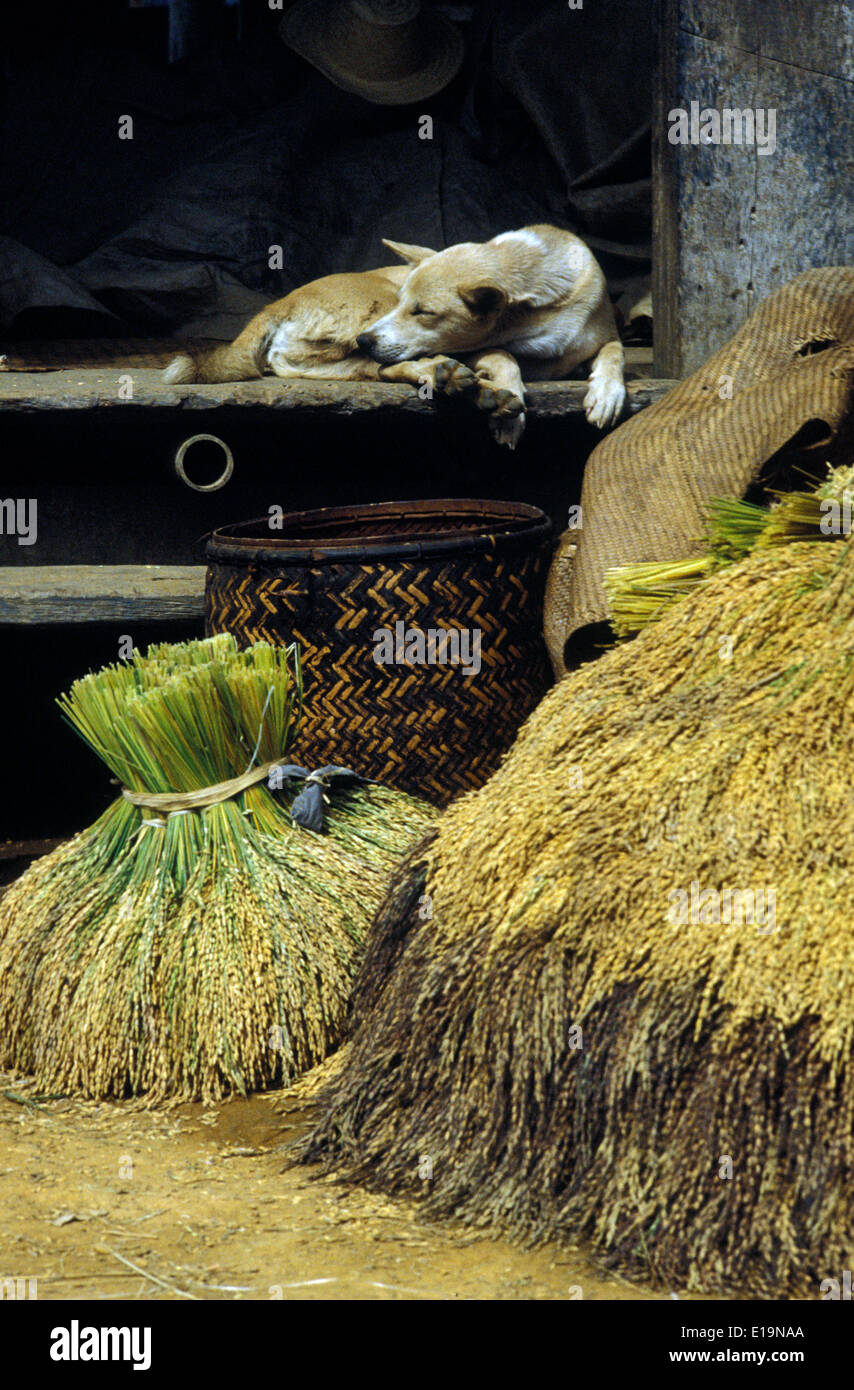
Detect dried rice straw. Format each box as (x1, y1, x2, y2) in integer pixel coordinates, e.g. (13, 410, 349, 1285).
(299, 535, 854, 1296)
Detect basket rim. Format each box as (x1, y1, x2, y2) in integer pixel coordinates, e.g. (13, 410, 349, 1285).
(205, 499, 552, 565)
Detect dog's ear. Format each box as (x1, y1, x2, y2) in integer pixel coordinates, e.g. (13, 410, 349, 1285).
(459, 284, 507, 317)
(381, 239, 437, 266)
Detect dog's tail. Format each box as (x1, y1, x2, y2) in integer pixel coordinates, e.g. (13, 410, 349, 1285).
(163, 315, 269, 384)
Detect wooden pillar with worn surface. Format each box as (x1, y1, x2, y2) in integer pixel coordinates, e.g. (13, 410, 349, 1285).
(653, 0, 854, 377)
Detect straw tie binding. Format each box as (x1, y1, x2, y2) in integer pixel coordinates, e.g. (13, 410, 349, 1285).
(121, 759, 369, 833)
(120, 755, 294, 816)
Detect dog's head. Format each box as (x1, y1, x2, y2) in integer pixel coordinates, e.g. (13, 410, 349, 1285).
(357, 239, 508, 363)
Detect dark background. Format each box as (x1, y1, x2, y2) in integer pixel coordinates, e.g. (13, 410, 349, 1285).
(0, 0, 654, 841)
(1, 0, 653, 339)
(1, 0, 655, 567)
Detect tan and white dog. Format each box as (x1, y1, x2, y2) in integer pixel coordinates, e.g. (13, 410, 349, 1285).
(164, 225, 625, 448)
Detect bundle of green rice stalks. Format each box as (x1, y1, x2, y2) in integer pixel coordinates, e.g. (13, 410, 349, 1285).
(601, 555, 715, 637)
(0, 635, 434, 1102)
(299, 535, 854, 1296)
(757, 462, 854, 549)
(604, 464, 854, 636)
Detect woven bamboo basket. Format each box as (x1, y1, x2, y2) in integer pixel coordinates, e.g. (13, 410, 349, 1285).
(204, 500, 553, 805)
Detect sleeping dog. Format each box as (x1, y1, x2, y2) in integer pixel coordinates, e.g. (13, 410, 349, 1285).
(164, 225, 626, 448)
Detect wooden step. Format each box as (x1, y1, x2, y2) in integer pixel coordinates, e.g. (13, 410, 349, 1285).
(0, 565, 207, 625)
(0, 366, 676, 417)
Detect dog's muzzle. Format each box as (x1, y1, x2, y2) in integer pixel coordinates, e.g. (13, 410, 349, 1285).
(356, 332, 401, 364)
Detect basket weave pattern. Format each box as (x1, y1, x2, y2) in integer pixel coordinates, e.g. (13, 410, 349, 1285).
(205, 529, 552, 805)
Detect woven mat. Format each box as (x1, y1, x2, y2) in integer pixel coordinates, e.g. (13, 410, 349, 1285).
(545, 267, 854, 675)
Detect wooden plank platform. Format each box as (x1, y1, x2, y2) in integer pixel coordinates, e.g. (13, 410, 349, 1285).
(0, 366, 677, 417)
(0, 349, 675, 625)
(0, 565, 207, 625)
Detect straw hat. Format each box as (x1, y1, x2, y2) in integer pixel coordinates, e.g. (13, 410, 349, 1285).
(280, 0, 465, 106)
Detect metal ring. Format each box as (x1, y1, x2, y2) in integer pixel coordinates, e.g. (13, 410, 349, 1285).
(174, 434, 234, 492)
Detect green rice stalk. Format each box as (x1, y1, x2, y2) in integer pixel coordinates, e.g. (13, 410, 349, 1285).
(604, 557, 715, 638)
(704, 495, 773, 562)
(606, 464, 853, 636)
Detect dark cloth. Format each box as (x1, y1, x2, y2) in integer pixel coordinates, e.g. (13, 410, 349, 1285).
(0, 0, 652, 337)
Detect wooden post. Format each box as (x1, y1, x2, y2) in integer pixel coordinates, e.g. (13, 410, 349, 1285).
(653, 0, 854, 378)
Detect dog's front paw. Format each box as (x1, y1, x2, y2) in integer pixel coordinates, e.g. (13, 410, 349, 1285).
(433, 357, 478, 398)
(490, 407, 527, 450)
(477, 384, 527, 450)
(583, 375, 626, 430)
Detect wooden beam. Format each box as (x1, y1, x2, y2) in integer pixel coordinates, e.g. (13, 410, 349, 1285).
(0, 837, 64, 862)
(0, 369, 677, 417)
(0, 565, 207, 625)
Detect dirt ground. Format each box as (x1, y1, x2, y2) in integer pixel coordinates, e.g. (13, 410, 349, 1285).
(0, 1069, 692, 1303)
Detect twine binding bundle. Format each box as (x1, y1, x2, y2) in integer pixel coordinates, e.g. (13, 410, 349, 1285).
(0, 634, 434, 1102)
(300, 535, 854, 1295)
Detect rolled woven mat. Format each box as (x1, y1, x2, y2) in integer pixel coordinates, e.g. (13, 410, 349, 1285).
(545, 266, 854, 676)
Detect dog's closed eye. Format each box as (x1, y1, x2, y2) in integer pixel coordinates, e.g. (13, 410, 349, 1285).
(411, 304, 435, 318)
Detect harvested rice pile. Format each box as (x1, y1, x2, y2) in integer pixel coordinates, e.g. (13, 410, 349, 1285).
(301, 536, 854, 1296)
(0, 635, 434, 1102)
